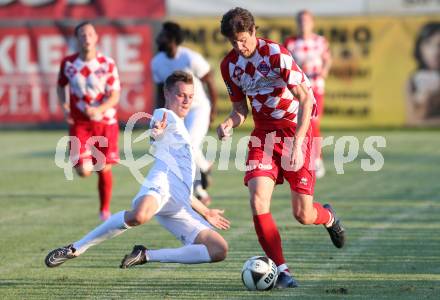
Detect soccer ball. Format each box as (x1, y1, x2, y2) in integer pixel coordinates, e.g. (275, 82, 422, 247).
(241, 256, 278, 291)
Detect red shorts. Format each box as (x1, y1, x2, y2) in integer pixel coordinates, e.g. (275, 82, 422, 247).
(69, 121, 119, 167)
(244, 126, 315, 195)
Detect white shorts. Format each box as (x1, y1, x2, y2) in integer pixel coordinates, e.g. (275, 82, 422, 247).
(132, 161, 211, 245)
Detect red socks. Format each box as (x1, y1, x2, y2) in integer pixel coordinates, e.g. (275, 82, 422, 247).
(253, 213, 286, 267)
(313, 202, 332, 225)
(98, 169, 113, 212)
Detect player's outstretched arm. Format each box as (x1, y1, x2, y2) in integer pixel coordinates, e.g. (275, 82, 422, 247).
(191, 196, 231, 230)
(217, 99, 248, 140)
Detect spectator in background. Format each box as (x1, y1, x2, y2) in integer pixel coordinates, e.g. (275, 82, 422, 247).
(151, 21, 218, 206)
(284, 10, 332, 178)
(57, 21, 121, 221)
(406, 22, 440, 125)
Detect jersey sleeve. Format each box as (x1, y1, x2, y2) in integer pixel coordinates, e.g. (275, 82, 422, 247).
(220, 57, 246, 102)
(270, 45, 305, 90)
(150, 57, 163, 84)
(105, 61, 121, 93)
(57, 58, 68, 87)
(190, 51, 211, 79)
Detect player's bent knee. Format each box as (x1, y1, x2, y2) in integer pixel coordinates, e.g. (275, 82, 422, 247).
(132, 211, 152, 225)
(196, 230, 228, 262)
(294, 211, 314, 225)
(75, 166, 92, 177)
(209, 240, 228, 262)
(125, 210, 152, 226)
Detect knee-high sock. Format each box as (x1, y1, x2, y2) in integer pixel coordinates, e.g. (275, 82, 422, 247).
(253, 213, 286, 267)
(313, 202, 333, 225)
(98, 169, 113, 212)
(73, 211, 130, 255)
(146, 244, 211, 264)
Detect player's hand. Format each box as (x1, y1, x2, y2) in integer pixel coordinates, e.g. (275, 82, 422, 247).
(151, 112, 167, 139)
(65, 114, 74, 125)
(85, 105, 101, 119)
(217, 122, 232, 140)
(62, 104, 74, 125)
(291, 141, 305, 172)
(205, 209, 230, 230)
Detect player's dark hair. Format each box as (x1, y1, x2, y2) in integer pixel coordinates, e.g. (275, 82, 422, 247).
(414, 22, 440, 70)
(220, 7, 256, 38)
(161, 21, 184, 45)
(74, 21, 94, 37)
(164, 71, 193, 90)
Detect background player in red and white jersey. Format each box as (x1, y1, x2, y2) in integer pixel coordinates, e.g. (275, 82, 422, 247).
(57, 21, 121, 221)
(284, 10, 332, 178)
(217, 7, 345, 288)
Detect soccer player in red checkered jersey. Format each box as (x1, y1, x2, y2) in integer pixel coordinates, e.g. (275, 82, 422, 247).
(57, 22, 121, 221)
(217, 7, 345, 288)
(284, 10, 332, 178)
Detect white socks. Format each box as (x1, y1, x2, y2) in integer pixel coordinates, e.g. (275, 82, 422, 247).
(147, 244, 211, 264)
(71, 211, 212, 264)
(73, 211, 130, 255)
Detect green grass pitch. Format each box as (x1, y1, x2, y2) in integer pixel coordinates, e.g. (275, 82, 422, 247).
(0, 129, 439, 299)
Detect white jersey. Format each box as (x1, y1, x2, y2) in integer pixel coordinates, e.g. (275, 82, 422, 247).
(151, 46, 211, 108)
(149, 108, 195, 193)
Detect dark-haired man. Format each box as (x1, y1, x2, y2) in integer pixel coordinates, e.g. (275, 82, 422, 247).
(151, 21, 218, 206)
(57, 21, 120, 221)
(217, 7, 345, 288)
(46, 71, 229, 269)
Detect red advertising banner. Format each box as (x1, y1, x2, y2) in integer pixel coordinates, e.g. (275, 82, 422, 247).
(0, 24, 154, 124)
(0, 0, 165, 20)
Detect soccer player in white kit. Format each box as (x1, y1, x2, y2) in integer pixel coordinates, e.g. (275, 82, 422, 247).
(45, 71, 229, 268)
(151, 22, 218, 205)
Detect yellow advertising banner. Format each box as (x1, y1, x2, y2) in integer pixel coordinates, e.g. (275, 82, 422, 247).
(176, 16, 440, 128)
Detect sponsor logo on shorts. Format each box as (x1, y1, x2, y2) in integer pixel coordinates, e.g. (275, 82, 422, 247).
(300, 177, 308, 186)
(246, 163, 272, 171)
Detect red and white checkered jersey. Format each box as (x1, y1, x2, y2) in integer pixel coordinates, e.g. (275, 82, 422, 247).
(221, 38, 315, 130)
(58, 52, 121, 125)
(284, 34, 330, 95)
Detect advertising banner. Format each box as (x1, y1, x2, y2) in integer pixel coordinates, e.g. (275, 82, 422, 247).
(0, 0, 165, 20)
(0, 24, 154, 124)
